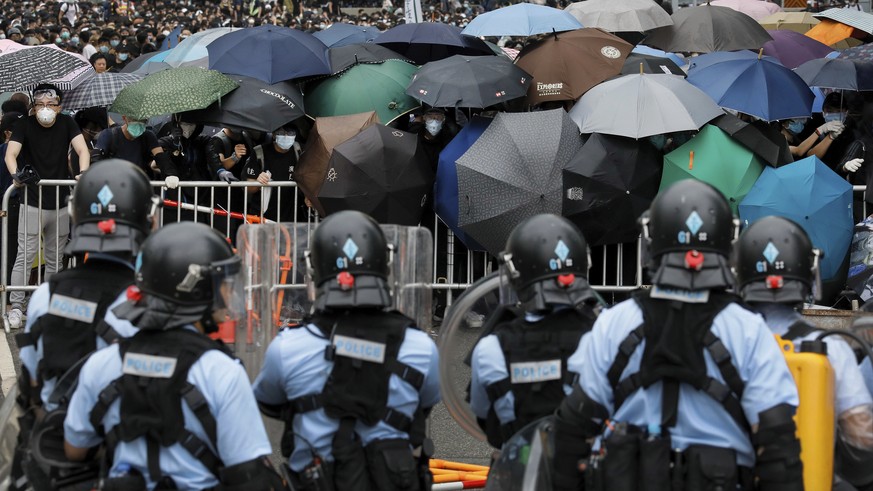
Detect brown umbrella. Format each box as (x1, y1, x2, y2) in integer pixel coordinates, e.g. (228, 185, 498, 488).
(295, 111, 380, 216)
(514, 28, 633, 106)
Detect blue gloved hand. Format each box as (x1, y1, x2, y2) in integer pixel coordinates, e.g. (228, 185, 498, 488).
(217, 169, 239, 183)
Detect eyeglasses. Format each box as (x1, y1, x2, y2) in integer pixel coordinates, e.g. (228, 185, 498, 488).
(33, 102, 60, 109)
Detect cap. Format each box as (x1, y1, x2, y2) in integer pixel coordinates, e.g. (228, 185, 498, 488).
(6, 27, 21, 36)
(1, 112, 23, 133)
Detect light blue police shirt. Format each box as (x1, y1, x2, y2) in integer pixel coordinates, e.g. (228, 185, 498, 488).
(861, 358, 873, 398)
(568, 299, 799, 467)
(755, 303, 872, 415)
(252, 323, 441, 472)
(470, 311, 582, 426)
(64, 327, 273, 490)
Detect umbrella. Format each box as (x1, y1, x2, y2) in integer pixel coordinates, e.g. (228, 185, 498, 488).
(434, 116, 491, 251)
(121, 51, 171, 74)
(621, 53, 685, 76)
(159, 26, 183, 52)
(710, 114, 793, 167)
(461, 3, 583, 37)
(838, 43, 873, 63)
(710, 0, 781, 21)
(739, 156, 853, 280)
(563, 133, 662, 246)
(645, 4, 772, 53)
(762, 30, 835, 69)
(207, 25, 331, 84)
(0, 44, 93, 91)
(515, 28, 633, 105)
(406, 55, 532, 108)
(456, 109, 582, 256)
(318, 124, 435, 226)
(661, 125, 765, 215)
(374, 22, 494, 65)
(328, 43, 411, 74)
(569, 74, 723, 139)
(686, 53, 814, 121)
(795, 58, 873, 91)
(632, 45, 686, 66)
(314, 22, 381, 48)
(110, 67, 239, 120)
(180, 75, 305, 133)
(847, 219, 873, 300)
(564, 0, 673, 32)
(304, 60, 420, 125)
(805, 19, 866, 49)
(758, 11, 819, 33)
(295, 111, 380, 216)
(813, 8, 873, 36)
(163, 27, 237, 68)
(62, 72, 144, 111)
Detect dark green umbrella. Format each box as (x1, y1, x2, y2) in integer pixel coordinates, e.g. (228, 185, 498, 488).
(110, 66, 239, 119)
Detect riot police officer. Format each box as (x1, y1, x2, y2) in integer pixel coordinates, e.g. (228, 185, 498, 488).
(735, 216, 873, 489)
(63, 222, 285, 490)
(553, 179, 803, 491)
(468, 214, 598, 449)
(252, 210, 440, 491)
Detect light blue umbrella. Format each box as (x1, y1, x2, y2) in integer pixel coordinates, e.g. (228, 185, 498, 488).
(633, 45, 685, 66)
(739, 156, 853, 280)
(461, 3, 583, 37)
(163, 27, 237, 67)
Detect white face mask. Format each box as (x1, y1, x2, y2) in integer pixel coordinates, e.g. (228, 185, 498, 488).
(425, 119, 443, 136)
(275, 134, 295, 150)
(36, 106, 57, 125)
(180, 122, 196, 139)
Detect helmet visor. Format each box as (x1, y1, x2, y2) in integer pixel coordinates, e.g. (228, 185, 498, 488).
(210, 255, 245, 320)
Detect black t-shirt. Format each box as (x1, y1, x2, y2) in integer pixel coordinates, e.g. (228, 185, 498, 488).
(9, 113, 80, 209)
(243, 143, 300, 221)
(95, 127, 160, 177)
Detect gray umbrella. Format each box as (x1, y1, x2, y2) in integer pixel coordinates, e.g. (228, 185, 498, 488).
(645, 4, 772, 53)
(456, 109, 582, 256)
(565, 0, 673, 32)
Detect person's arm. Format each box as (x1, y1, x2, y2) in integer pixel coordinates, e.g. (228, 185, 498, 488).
(70, 134, 90, 175)
(806, 121, 844, 160)
(5, 140, 21, 177)
(789, 131, 819, 158)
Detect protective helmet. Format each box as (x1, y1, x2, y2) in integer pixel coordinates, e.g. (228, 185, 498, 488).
(66, 159, 158, 256)
(734, 216, 821, 305)
(642, 179, 738, 290)
(115, 222, 241, 331)
(307, 210, 392, 311)
(500, 214, 594, 312)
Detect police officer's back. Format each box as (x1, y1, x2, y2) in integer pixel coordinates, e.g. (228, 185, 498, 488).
(553, 180, 803, 491)
(469, 214, 598, 449)
(253, 210, 440, 491)
(63, 222, 284, 490)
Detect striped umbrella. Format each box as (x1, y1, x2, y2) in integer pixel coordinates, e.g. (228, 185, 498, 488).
(0, 44, 94, 91)
(62, 72, 144, 110)
(814, 8, 873, 35)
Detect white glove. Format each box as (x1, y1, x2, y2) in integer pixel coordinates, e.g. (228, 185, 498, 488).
(164, 176, 180, 189)
(217, 169, 239, 183)
(844, 158, 864, 173)
(818, 120, 844, 135)
(830, 121, 846, 138)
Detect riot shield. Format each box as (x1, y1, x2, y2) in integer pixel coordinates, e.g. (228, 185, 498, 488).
(485, 416, 556, 491)
(381, 225, 434, 332)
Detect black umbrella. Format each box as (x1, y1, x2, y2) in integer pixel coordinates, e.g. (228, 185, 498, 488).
(318, 125, 435, 226)
(645, 4, 772, 53)
(328, 43, 411, 74)
(621, 53, 685, 76)
(710, 113, 793, 167)
(794, 58, 873, 91)
(406, 55, 532, 108)
(180, 75, 305, 133)
(121, 51, 167, 74)
(563, 133, 662, 246)
(374, 22, 494, 64)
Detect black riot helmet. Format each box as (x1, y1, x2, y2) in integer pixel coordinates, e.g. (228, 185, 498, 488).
(500, 214, 594, 312)
(641, 179, 738, 290)
(734, 216, 821, 305)
(307, 210, 392, 311)
(66, 159, 159, 256)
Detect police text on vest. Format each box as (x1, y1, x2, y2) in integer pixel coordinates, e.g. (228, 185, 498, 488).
(510, 360, 562, 384)
(47, 293, 97, 323)
(332, 335, 386, 364)
(122, 353, 178, 378)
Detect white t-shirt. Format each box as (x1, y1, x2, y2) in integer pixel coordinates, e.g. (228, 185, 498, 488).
(60, 1, 79, 25)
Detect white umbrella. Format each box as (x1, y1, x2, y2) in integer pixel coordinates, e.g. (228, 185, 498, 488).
(564, 0, 673, 32)
(162, 27, 238, 68)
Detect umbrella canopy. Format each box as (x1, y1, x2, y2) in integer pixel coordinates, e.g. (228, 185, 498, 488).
(62, 72, 144, 111)
(406, 55, 532, 108)
(762, 30, 835, 69)
(563, 133, 662, 246)
(632, 45, 686, 66)
(374, 22, 494, 64)
(795, 58, 873, 91)
(621, 53, 685, 76)
(207, 25, 331, 84)
(686, 53, 814, 121)
(461, 3, 583, 37)
(515, 28, 633, 105)
(434, 116, 491, 251)
(305, 60, 419, 124)
(163, 27, 237, 68)
(0, 44, 94, 91)
(456, 109, 582, 256)
(645, 4, 772, 53)
(180, 75, 304, 133)
(314, 22, 381, 47)
(296, 112, 380, 216)
(739, 156, 853, 280)
(661, 125, 765, 215)
(847, 220, 873, 300)
(710, 0, 781, 21)
(121, 50, 171, 75)
(565, 0, 673, 32)
(838, 43, 873, 63)
(328, 43, 411, 74)
(758, 11, 819, 33)
(805, 19, 866, 49)
(110, 67, 239, 120)
(318, 124, 435, 226)
(710, 114, 793, 167)
(569, 74, 722, 139)
(813, 8, 873, 35)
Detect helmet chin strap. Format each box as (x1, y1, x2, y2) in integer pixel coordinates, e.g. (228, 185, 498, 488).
(200, 309, 220, 334)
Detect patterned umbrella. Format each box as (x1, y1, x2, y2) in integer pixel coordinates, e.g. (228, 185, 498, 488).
(0, 44, 94, 91)
(110, 67, 239, 120)
(62, 72, 144, 111)
(838, 43, 873, 63)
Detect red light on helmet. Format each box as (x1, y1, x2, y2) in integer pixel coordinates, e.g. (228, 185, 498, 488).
(97, 218, 116, 235)
(685, 250, 704, 271)
(337, 272, 355, 290)
(556, 274, 575, 288)
(766, 275, 784, 289)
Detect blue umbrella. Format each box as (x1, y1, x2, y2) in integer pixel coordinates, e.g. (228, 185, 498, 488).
(461, 3, 583, 37)
(159, 26, 183, 52)
(314, 22, 381, 47)
(434, 116, 491, 251)
(207, 25, 331, 84)
(632, 45, 685, 66)
(739, 156, 853, 280)
(687, 53, 814, 121)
